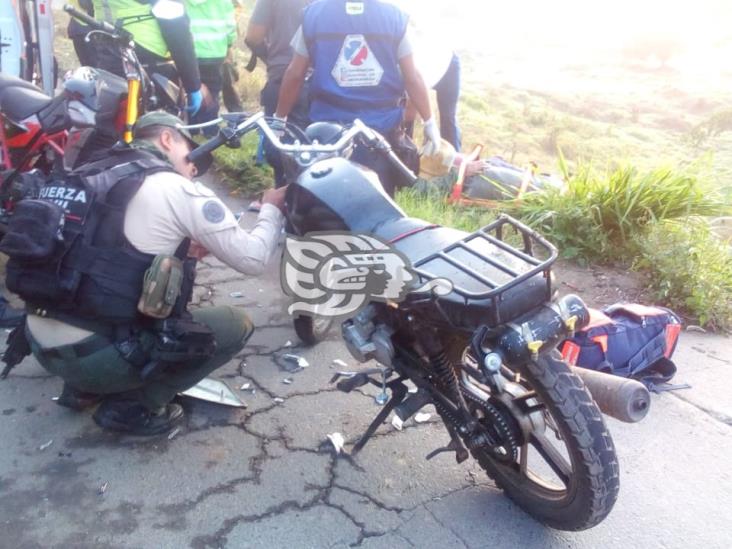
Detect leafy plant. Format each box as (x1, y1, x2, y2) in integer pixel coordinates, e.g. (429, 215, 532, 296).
(636, 220, 732, 330)
(509, 157, 729, 260)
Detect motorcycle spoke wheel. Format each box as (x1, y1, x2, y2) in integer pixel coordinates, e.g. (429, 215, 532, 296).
(470, 351, 620, 530)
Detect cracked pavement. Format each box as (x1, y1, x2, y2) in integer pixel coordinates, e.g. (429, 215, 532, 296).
(1, 185, 731, 548)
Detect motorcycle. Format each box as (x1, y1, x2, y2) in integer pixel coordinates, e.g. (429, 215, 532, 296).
(187, 113, 649, 530)
(0, 4, 183, 232)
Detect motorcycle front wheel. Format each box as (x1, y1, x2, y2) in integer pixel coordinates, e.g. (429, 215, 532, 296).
(469, 352, 620, 531)
(293, 314, 333, 346)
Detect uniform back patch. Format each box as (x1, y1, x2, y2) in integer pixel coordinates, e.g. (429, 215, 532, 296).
(332, 34, 383, 88)
(202, 200, 226, 223)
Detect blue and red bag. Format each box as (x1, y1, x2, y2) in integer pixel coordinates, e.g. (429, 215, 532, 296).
(560, 303, 682, 388)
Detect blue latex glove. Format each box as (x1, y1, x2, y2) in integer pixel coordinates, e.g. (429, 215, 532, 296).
(186, 89, 203, 116)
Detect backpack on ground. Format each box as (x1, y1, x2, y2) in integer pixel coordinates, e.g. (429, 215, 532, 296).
(560, 303, 682, 389)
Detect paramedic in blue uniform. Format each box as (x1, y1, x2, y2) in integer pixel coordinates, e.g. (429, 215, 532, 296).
(274, 0, 440, 196)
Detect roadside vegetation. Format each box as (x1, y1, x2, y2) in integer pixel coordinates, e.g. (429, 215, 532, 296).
(398, 158, 732, 331)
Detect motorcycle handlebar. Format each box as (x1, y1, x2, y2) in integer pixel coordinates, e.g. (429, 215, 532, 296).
(63, 4, 131, 42)
(186, 132, 229, 166)
(199, 113, 418, 182)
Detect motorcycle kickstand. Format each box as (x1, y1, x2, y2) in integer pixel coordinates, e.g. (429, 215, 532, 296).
(351, 379, 408, 456)
(426, 422, 470, 464)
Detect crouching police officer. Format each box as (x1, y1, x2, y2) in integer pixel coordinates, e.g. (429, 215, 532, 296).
(0, 112, 285, 436)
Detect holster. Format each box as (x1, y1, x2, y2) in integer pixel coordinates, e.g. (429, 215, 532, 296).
(1, 322, 31, 379)
(139, 316, 217, 381)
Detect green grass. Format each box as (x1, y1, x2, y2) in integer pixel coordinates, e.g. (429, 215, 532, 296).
(636, 220, 732, 330)
(212, 132, 273, 195)
(397, 188, 498, 232)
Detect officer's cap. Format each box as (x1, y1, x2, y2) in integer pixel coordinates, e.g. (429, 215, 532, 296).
(134, 111, 213, 175)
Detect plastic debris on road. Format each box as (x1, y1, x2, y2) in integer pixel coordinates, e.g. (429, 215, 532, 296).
(229, 291, 244, 298)
(273, 397, 285, 403)
(391, 415, 404, 431)
(282, 378, 293, 385)
(327, 432, 345, 454)
(284, 340, 293, 348)
(99, 482, 108, 495)
(180, 378, 247, 407)
(332, 359, 348, 368)
(414, 412, 432, 423)
(168, 427, 181, 440)
(283, 353, 309, 369)
(38, 439, 53, 451)
(240, 383, 251, 391)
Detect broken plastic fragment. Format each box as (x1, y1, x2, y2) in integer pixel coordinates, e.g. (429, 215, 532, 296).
(240, 383, 251, 391)
(229, 291, 244, 298)
(332, 359, 348, 368)
(391, 415, 404, 431)
(414, 412, 432, 423)
(38, 440, 53, 451)
(327, 432, 345, 454)
(99, 482, 108, 495)
(284, 340, 293, 347)
(168, 427, 181, 440)
(282, 378, 293, 385)
(283, 353, 309, 368)
(273, 397, 285, 403)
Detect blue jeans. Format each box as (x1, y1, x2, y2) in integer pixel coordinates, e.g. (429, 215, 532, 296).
(433, 53, 462, 152)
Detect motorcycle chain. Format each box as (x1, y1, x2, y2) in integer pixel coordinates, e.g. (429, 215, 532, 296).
(460, 387, 519, 463)
(430, 385, 519, 463)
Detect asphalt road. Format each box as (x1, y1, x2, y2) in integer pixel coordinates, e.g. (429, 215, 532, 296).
(1, 189, 731, 549)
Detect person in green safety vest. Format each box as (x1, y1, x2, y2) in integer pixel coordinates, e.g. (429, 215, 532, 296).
(92, 0, 206, 115)
(184, 0, 238, 133)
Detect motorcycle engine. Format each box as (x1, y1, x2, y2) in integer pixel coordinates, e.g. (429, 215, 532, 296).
(342, 306, 395, 366)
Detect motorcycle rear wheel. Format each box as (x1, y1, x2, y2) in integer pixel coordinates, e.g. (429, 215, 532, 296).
(471, 352, 619, 530)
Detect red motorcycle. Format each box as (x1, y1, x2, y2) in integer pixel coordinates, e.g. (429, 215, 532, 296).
(0, 4, 183, 232)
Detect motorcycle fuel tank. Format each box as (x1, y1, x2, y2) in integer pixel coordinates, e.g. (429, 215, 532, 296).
(287, 157, 406, 236)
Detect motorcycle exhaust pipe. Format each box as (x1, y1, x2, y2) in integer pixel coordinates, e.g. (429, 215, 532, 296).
(569, 366, 650, 423)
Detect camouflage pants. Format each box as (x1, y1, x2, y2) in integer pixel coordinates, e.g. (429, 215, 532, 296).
(27, 306, 253, 410)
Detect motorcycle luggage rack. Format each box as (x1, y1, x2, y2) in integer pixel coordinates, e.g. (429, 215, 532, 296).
(411, 214, 558, 324)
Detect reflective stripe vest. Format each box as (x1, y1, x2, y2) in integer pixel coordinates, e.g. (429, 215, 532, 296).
(184, 0, 236, 60)
(93, 0, 170, 58)
(303, 0, 407, 132)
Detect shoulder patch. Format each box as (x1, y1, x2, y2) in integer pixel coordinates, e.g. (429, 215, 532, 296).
(202, 200, 226, 223)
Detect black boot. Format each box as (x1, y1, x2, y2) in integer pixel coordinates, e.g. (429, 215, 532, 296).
(56, 383, 102, 411)
(92, 399, 184, 436)
(0, 296, 24, 328)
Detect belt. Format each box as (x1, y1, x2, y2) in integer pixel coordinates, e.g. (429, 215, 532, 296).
(34, 335, 111, 361)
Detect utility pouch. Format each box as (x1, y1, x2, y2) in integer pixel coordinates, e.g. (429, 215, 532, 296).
(137, 254, 184, 319)
(0, 199, 65, 262)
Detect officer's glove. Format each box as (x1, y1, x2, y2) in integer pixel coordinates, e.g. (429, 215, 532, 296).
(421, 117, 441, 157)
(185, 89, 203, 117)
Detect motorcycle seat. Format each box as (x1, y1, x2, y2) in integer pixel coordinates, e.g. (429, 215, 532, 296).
(0, 74, 53, 122)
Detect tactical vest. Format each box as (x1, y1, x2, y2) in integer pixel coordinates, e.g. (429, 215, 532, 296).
(0, 148, 193, 330)
(93, 0, 170, 58)
(184, 0, 236, 60)
(303, 0, 407, 132)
